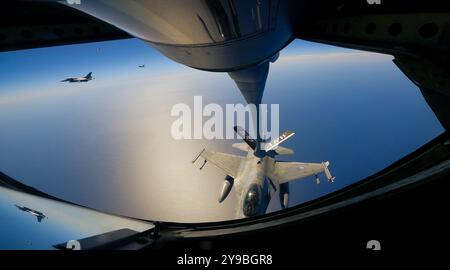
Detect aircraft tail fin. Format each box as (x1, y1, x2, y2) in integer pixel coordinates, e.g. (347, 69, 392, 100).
(234, 126, 257, 150)
(85, 72, 92, 79)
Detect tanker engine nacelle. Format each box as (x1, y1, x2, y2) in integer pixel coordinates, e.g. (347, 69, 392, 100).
(62, 0, 295, 72)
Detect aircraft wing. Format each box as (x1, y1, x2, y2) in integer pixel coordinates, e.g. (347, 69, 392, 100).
(0, 171, 155, 250)
(269, 161, 334, 184)
(200, 150, 244, 179)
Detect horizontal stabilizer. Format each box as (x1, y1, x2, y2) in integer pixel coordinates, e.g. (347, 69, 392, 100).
(232, 143, 252, 152)
(274, 146, 294, 155)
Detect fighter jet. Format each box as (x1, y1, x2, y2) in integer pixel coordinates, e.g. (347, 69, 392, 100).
(138, 64, 145, 68)
(64, 1, 335, 219)
(193, 127, 335, 219)
(14, 204, 47, 222)
(61, 72, 93, 83)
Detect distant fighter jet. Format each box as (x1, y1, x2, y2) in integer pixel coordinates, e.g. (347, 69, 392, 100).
(61, 72, 93, 82)
(138, 64, 145, 68)
(193, 127, 335, 219)
(14, 204, 47, 222)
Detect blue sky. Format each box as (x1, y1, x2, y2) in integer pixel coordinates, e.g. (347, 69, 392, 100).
(0, 38, 182, 93)
(0, 38, 444, 222)
(0, 38, 351, 94)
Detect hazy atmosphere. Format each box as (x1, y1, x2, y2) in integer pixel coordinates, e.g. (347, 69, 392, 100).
(0, 39, 444, 222)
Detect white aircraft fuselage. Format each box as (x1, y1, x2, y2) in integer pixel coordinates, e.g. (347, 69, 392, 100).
(196, 131, 335, 220)
(233, 150, 275, 219)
